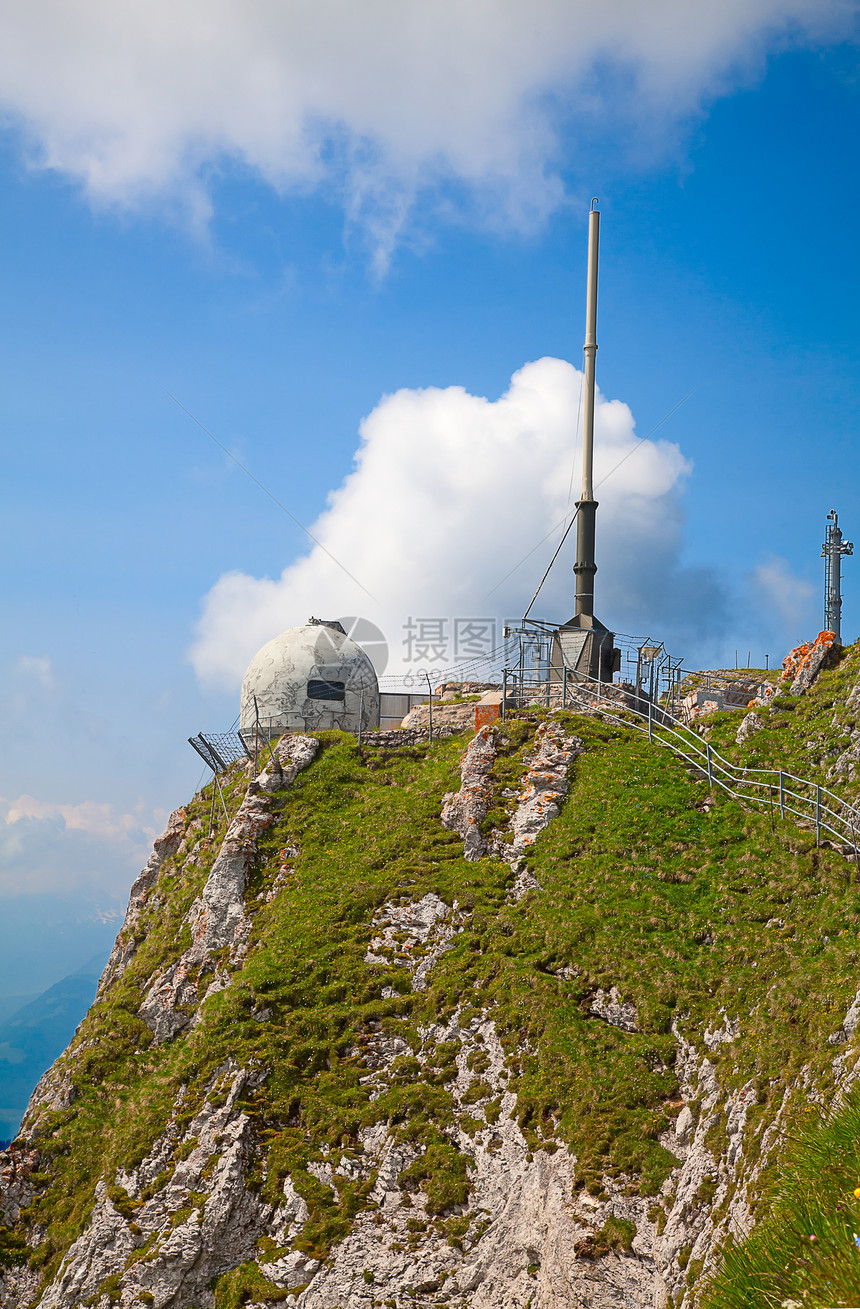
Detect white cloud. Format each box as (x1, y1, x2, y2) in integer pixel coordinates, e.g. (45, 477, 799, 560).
(14, 655, 55, 691)
(190, 356, 728, 686)
(750, 554, 817, 635)
(2, 794, 157, 843)
(0, 794, 165, 896)
(0, 1, 851, 256)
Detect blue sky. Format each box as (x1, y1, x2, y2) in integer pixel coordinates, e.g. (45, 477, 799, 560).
(0, 1, 858, 995)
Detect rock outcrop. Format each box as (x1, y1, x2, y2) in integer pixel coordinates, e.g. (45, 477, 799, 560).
(782, 630, 839, 696)
(136, 740, 317, 1046)
(735, 711, 764, 745)
(499, 720, 582, 898)
(36, 1067, 263, 1309)
(590, 986, 638, 1033)
(296, 1007, 656, 1309)
(137, 780, 273, 1047)
(364, 891, 462, 992)
(441, 725, 498, 860)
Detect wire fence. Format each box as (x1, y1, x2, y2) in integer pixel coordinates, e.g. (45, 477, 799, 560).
(184, 628, 860, 857)
(188, 731, 251, 772)
(376, 641, 515, 692)
(504, 669, 860, 860)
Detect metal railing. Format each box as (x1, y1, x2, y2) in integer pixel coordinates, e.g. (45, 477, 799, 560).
(502, 668, 860, 858)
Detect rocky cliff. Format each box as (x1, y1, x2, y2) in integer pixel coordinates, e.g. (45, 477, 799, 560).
(4, 642, 860, 1308)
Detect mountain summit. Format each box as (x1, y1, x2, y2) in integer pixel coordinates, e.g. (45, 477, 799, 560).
(4, 643, 860, 1308)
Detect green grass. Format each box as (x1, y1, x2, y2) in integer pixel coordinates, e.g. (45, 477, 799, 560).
(8, 645, 860, 1301)
(213, 1261, 294, 1305)
(702, 1085, 860, 1308)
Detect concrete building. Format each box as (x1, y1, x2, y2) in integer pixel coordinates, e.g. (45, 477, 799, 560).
(239, 618, 379, 741)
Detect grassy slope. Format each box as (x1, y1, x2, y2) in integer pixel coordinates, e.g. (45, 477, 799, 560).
(4, 644, 860, 1305)
(701, 1086, 860, 1309)
(691, 643, 860, 1309)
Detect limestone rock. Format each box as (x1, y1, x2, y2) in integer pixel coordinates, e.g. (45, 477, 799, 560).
(443, 720, 580, 882)
(139, 786, 275, 1043)
(364, 892, 461, 992)
(653, 1025, 775, 1304)
(830, 722, 860, 783)
(736, 711, 764, 745)
(0, 1266, 40, 1309)
(35, 1067, 264, 1309)
(781, 631, 839, 697)
(137, 738, 320, 1047)
(829, 988, 860, 1045)
(256, 732, 320, 792)
(504, 723, 581, 873)
(441, 725, 498, 860)
(703, 1011, 741, 1049)
(492, 722, 582, 898)
(21, 1064, 77, 1128)
(300, 1008, 660, 1309)
(0, 1146, 38, 1225)
(590, 986, 638, 1033)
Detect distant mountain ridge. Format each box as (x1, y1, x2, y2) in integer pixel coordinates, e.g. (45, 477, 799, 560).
(0, 952, 107, 1141)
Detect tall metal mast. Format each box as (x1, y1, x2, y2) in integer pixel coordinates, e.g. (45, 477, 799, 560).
(548, 199, 617, 686)
(574, 199, 600, 620)
(822, 510, 852, 641)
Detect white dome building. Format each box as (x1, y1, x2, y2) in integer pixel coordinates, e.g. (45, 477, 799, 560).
(239, 618, 379, 741)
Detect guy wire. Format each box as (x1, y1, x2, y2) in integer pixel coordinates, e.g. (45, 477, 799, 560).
(523, 505, 581, 621)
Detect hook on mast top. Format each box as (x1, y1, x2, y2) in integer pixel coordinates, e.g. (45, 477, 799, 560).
(590, 197, 599, 211)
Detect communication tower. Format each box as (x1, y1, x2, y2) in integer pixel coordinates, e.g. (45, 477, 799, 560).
(822, 510, 852, 642)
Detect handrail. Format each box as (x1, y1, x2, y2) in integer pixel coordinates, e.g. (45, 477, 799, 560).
(503, 670, 860, 857)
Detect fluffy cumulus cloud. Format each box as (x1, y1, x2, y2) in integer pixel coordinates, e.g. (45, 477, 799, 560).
(190, 356, 728, 687)
(0, 794, 164, 897)
(0, 0, 851, 253)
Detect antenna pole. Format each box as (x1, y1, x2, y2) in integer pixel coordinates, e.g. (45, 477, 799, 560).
(822, 509, 853, 642)
(574, 201, 599, 620)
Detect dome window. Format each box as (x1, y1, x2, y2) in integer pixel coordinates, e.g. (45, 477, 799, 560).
(307, 678, 346, 702)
